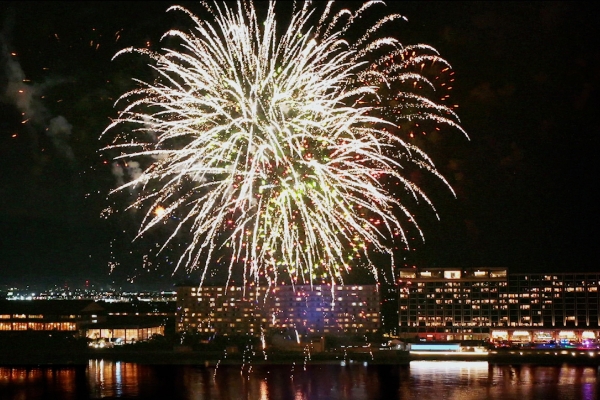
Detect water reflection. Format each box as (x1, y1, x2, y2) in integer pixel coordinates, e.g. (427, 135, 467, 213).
(0, 361, 598, 399)
(87, 360, 141, 398)
(405, 361, 599, 400)
(0, 366, 84, 399)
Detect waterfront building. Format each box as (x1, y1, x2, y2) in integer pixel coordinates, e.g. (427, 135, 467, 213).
(84, 300, 175, 343)
(176, 285, 267, 336)
(176, 284, 380, 336)
(269, 285, 380, 335)
(380, 285, 400, 335)
(0, 300, 174, 343)
(0, 300, 99, 333)
(396, 267, 600, 343)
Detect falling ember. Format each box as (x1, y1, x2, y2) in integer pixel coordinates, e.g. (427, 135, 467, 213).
(102, 1, 466, 287)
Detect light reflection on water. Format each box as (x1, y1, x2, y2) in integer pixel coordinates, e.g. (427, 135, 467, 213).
(87, 359, 142, 398)
(406, 361, 598, 400)
(0, 361, 598, 399)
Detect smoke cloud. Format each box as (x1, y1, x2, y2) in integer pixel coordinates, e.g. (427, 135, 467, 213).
(47, 115, 74, 161)
(1, 16, 75, 165)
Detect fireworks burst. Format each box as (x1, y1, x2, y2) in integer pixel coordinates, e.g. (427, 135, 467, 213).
(102, 1, 466, 287)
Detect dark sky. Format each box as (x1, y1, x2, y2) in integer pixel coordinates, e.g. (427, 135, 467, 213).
(0, 1, 598, 290)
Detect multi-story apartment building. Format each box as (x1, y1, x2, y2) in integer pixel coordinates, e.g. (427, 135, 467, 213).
(396, 267, 600, 343)
(269, 285, 380, 335)
(396, 267, 508, 341)
(176, 284, 380, 337)
(176, 285, 267, 336)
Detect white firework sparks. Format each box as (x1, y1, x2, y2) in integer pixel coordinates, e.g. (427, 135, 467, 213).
(102, 0, 466, 287)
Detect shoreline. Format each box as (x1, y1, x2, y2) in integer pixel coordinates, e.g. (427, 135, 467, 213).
(3, 349, 600, 367)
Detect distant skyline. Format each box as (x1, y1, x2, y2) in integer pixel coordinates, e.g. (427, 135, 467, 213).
(1, 2, 599, 289)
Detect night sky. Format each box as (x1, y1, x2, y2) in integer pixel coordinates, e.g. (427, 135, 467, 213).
(1, 1, 598, 290)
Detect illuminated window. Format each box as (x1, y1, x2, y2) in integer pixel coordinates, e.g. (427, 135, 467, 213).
(444, 270, 461, 279)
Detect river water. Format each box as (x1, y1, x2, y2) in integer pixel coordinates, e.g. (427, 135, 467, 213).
(0, 360, 598, 399)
